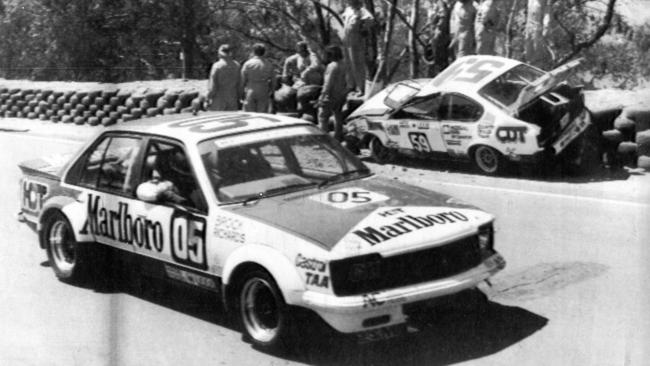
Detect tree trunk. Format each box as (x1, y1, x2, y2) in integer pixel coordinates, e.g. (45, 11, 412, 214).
(505, 0, 519, 58)
(381, 0, 398, 83)
(524, 0, 549, 66)
(408, 0, 419, 78)
(180, 0, 196, 79)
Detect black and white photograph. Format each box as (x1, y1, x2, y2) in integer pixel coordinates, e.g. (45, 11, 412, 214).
(1, 0, 649, 364)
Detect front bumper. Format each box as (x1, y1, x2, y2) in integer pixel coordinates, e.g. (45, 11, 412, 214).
(301, 253, 505, 333)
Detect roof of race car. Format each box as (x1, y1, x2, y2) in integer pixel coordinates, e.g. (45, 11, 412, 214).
(104, 112, 314, 143)
(418, 55, 525, 96)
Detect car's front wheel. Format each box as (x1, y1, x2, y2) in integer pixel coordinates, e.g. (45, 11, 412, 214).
(237, 269, 295, 351)
(472, 145, 504, 175)
(369, 136, 394, 164)
(43, 211, 91, 283)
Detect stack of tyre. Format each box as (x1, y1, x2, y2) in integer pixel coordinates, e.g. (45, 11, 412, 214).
(601, 105, 650, 171)
(0, 86, 206, 126)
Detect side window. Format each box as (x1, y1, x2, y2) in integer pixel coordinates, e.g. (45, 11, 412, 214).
(78, 137, 110, 187)
(292, 136, 344, 175)
(448, 94, 483, 121)
(139, 140, 207, 212)
(96, 137, 141, 193)
(400, 95, 442, 120)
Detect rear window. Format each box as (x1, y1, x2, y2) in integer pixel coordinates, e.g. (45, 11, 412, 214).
(478, 64, 545, 109)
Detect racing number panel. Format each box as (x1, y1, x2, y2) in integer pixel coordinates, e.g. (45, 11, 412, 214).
(408, 132, 433, 153)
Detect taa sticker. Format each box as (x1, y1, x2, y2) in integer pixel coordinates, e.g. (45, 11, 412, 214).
(22, 179, 48, 214)
(309, 188, 389, 209)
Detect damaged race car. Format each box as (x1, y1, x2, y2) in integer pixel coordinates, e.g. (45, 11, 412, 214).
(346, 55, 593, 175)
(17, 112, 505, 350)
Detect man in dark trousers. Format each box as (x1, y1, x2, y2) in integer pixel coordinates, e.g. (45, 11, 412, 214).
(207, 44, 241, 111)
(241, 43, 275, 113)
(317, 45, 347, 141)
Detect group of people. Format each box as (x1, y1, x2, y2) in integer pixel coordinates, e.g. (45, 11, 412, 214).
(207, 0, 375, 142)
(206, 41, 350, 141)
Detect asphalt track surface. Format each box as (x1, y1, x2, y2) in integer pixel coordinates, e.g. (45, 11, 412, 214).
(1, 122, 649, 365)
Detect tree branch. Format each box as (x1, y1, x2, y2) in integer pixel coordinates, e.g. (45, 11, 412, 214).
(555, 0, 616, 66)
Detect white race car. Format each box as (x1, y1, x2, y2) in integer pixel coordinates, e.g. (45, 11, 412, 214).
(346, 55, 592, 174)
(18, 112, 505, 350)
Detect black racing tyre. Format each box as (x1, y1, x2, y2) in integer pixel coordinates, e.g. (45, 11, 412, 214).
(87, 117, 100, 126)
(236, 269, 295, 351)
(472, 145, 504, 175)
(146, 107, 160, 117)
(369, 136, 394, 164)
(614, 116, 635, 131)
(130, 108, 143, 118)
(636, 131, 650, 156)
(43, 211, 91, 282)
(638, 156, 650, 170)
(617, 141, 637, 155)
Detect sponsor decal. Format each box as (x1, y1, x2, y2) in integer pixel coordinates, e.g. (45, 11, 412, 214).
(352, 210, 469, 246)
(213, 215, 245, 243)
(442, 124, 468, 135)
(417, 121, 429, 130)
(295, 254, 327, 272)
(398, 120, 409, 128)
(305, 272, 330, 288)
(80, 194, 207, 270)
(21, 179, 48, 214)
(496, 126, 527, 143)
(408, 132, 432, 153)
(477, 124, 494, 138)
(368, 121, 384, 131)
(363, 292, 385, 308)
(164, 264, 217, 290)
(386, 124, 400, 136)
(309, 188, 389, 210)
(356, 325, 406, 344)
(167, 113, 281, 134)
(446, 140, 462, 146)
(80, 194, 165, 252)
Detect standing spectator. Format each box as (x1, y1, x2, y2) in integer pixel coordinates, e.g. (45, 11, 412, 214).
(475, 0, 499, 55)
(207, 44, 241, 111)
(282, 41, 312, 86)
(427, 0, 452, 76)
(317, 45, 347, 141)
(241, 43, 276, 113)
(341, 0, 374, 97)
(450, 0, 477, 58)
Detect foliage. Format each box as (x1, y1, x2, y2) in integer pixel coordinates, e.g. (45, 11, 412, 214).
(0, 0, 646, 89)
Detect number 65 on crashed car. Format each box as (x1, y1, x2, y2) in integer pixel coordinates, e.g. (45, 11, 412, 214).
(346, 55, 592, 175)
(17, 112, 505, 349)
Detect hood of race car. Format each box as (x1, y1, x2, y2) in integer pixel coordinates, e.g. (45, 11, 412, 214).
(226, 177, 492, 256)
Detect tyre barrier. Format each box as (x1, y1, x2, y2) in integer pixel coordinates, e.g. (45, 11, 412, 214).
(604, 105, 650, 172)
(1, 85, 206, 128)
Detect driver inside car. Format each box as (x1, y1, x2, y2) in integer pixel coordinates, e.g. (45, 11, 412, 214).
(136, 168, 187, 205)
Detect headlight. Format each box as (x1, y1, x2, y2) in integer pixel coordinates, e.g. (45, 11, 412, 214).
(478, 223, 494, 251)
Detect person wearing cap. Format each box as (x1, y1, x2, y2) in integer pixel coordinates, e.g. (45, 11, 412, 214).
(241, 43, 276, 113)
(317, 45, 347, 141)
(282, 41, 312, 86)
(207, 44, 241, 111)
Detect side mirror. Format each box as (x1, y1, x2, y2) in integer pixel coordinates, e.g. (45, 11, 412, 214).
(136, 182, 160, 202)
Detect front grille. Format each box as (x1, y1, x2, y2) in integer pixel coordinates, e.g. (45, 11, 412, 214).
(330, 235, 482, 296)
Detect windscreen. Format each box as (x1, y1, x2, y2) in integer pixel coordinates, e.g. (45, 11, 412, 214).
(478, 64, 545, 110)
(197, 126, 370, 204)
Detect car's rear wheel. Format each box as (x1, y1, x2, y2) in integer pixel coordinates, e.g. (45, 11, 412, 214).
(237, 269, 295, 351)
(472, 145, 503, 175)
(369, 136, 394, 164)
(43, 211, 91, 283)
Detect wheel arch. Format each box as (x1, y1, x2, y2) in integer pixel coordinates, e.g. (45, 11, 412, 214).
(38, 196, 91, 244)
(221, 245, 305, 312)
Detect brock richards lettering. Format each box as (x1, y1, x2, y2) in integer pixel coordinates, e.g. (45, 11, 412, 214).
(353, 210, 469, 245)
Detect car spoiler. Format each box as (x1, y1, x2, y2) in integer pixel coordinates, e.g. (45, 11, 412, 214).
(18, 153, 72, 181)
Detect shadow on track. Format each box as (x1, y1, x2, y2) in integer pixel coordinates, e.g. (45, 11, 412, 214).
(52, 263, 548, 365)
(362, 153, 641, 184)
